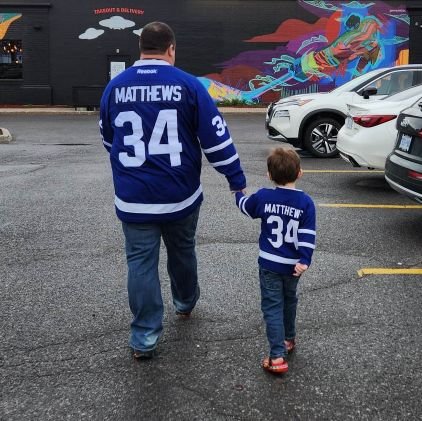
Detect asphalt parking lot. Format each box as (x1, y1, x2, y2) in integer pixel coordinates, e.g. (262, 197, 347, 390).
(1, 112, 421, 420)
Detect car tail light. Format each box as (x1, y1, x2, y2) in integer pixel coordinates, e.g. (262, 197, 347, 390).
(408, 170, 422, 181)
(352, 115, 396, 128)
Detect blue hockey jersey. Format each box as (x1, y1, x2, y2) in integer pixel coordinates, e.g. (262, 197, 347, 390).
(235, 187, 316, 275)
(100, 59, 246, 223)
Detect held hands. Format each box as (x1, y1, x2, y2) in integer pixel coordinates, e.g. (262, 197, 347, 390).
(231, 188, 247, 195)
(293, 263, 308, 277)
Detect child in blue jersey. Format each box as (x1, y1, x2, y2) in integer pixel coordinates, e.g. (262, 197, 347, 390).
(235, 147, 316, 374)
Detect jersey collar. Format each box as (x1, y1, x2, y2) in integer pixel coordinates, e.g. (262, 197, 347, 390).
(133, 59, 171, 66)
(276, 186, 303, 192)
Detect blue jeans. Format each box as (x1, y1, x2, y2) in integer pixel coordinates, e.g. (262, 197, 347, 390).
(259, 267, 299, 358)
(121, 206, 200, 352)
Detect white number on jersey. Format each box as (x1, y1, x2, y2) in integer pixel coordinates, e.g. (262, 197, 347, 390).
(116, 111, 145, 167)
(115, 110, 182, 167)
(267, 216, 299, 249)
(149, 110, 182, 166)
(212, 115, 227, 137)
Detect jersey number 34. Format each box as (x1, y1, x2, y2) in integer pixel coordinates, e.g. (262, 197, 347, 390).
(115, 110, 182, 167)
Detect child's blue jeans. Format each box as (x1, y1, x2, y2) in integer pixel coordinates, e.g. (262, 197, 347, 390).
(259, 267, 299, 359)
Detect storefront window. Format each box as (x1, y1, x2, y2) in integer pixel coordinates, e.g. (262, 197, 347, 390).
(0, 40, 23, 79)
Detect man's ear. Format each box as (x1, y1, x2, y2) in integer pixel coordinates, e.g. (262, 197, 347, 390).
(167, 44, 176, 63)
(267, 171, 272, 181)
(297, 168, 304, 179)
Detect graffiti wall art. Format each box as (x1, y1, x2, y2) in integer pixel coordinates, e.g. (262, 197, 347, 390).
(200, 0, 409, 103)
(75, 1, 409, 105)
(78, 7, 144, 40)
(0, 13, 22, 40)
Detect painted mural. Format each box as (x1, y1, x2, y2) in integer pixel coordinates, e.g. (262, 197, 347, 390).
(201, 0, 409, 104)
(76, 1, 409, 105)
(0, 13, 22, 40)
(78, 8, 144, 40)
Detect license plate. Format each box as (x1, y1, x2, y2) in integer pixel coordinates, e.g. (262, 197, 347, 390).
(398, 133, 412, 152)
(346, 116, 353, 129)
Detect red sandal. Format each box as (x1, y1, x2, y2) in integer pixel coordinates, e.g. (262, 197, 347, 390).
(285, 339, 296, 354)
(262, 356, 288, 374)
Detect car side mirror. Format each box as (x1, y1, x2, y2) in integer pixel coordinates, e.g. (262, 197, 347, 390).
(362, 86, 378, 99)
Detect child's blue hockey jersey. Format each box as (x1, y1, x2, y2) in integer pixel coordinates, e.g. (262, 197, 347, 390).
(235, 187, 316, 275)
(100, 59, 246, 223)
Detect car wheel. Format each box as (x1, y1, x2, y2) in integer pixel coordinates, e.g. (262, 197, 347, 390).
(303, 117, 343, 158)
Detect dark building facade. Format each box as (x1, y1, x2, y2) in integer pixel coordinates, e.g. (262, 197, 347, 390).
(0, 0, 421, 106)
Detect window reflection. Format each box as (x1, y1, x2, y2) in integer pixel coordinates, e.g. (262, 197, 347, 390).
(0, 39, 22, 79)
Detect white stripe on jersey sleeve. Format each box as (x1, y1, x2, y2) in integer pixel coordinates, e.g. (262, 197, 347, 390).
(241, 197, 251, 217)
(202, 138, 233, 154)
(99, 119, 112, 147)
(297, 242, 316, 249)
(259, 250, 300, 265)
(237, 196, 251, 217)
(298, 229, 316, 235)
(209, 153, 239, 168)
(238, 195, 247, 209)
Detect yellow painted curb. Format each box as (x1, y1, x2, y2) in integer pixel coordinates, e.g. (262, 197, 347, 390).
(319, 204, 422, 209)
(358, 268, 422, 277)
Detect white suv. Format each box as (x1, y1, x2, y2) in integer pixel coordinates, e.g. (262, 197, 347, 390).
(265, 65, 422, 158)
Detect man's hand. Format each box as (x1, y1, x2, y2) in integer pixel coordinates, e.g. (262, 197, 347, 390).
(231, 188, 247, 195)
(293, 263, 308, 277)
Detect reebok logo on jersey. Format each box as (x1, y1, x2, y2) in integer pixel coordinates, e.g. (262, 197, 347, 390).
(137, 69, 157, 74)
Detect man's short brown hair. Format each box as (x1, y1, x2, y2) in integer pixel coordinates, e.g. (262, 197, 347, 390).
(139, 22, 176, 54)
(267, 148, 301, 185)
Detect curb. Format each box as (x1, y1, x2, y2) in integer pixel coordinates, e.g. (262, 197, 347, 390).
(0, 107, 267, 115)
(0, 127, 13, 143)
(0, 108, 98, 115)
(220, 107, 266, 114)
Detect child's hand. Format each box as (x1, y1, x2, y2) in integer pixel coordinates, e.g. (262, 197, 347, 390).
(293, 263, 308, 277)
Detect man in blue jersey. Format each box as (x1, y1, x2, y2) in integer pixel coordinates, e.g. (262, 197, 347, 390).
(100, 22, 246, 359)
(235, 148, 316, 374)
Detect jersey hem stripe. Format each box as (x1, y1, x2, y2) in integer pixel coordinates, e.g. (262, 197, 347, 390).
(259, 250, 300, 265)
(115, 185, 203, 214)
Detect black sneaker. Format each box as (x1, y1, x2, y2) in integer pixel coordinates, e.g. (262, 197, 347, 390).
(133, 349, 155, 360)
(175, 310, 191, 319)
